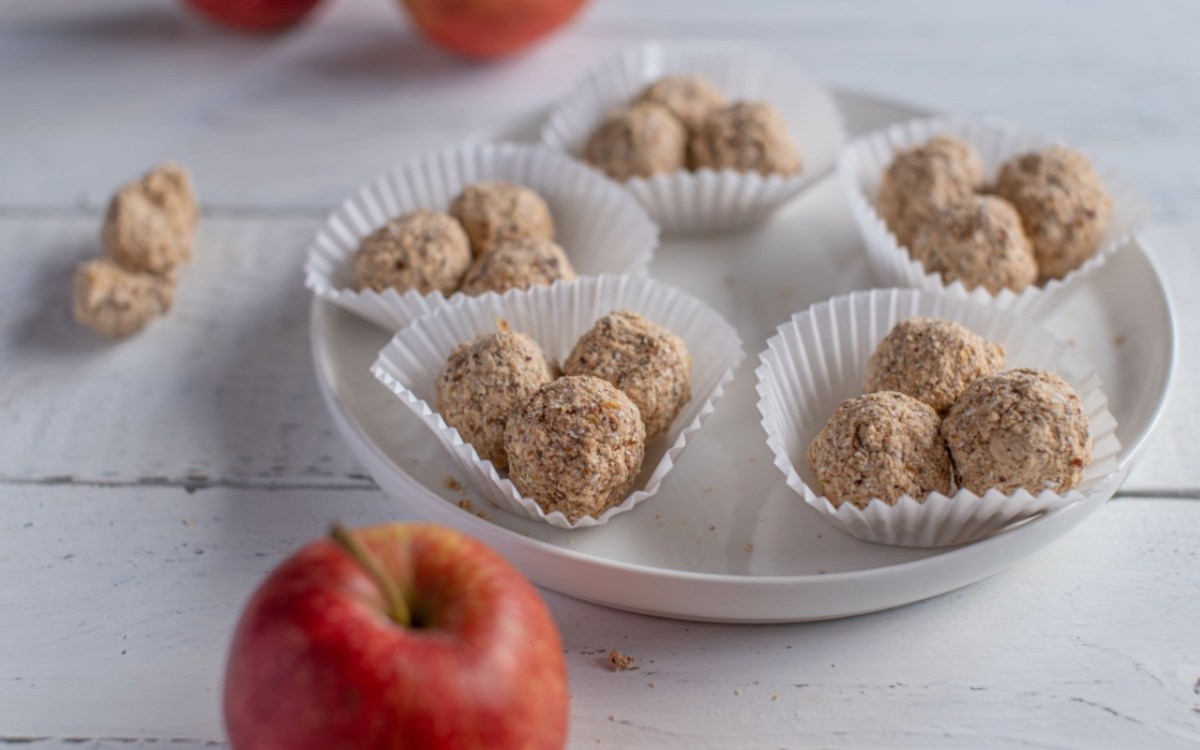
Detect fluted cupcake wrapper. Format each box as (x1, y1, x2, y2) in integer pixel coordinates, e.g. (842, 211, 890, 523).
(304, 142, 660, 331)
(755, 288, 1122, 548)
(838, 116, 1151, 316)
(541, 41, 847, 233)
(371, 274, 745, 529)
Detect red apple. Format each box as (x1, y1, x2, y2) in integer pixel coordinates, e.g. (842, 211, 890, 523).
(224, 523, 569, 749)
(184, 0, 324, 32)
(401, 0, 588, 59)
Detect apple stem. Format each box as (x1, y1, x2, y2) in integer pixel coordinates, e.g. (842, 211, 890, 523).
(329, 523, 412, 628)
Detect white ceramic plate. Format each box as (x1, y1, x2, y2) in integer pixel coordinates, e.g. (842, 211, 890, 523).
(310, 91, 1176, 623)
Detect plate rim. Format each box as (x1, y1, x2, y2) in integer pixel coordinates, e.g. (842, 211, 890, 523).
(308, 87, 1178, 617)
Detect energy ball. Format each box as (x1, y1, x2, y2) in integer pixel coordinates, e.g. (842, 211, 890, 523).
(583, 102, 688, 182)
(449, 181, 556, 257)
(911, 195, 1038, 294)
(562, 310, 691, 444)
(436, 330, 556, 470)
(352, 210, 470, 295)
(877, 135, 985, 248)
(459, 238, 577, 296)
(103, 162, 198, 275)
(504, 375, 646, 522)
(994, 147, 1111, 281)
(72, 258, 174, 338)
(635, 75, 726, 131)
(806, 391, 953, 509)
(689, 101, 801, 176)
(942, 368, 1092, 496)
(866, 317, 1005, 415)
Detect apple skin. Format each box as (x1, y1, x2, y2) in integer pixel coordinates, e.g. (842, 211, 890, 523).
(224, 523, 569, 750)
(184, 0, 324, 32)
(402, 0, 589, 60)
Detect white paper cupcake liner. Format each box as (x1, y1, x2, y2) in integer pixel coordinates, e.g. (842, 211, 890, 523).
(371, 274, 745, 529)
(838, 116, 1151, 316)
(755, 288, 1122, 548)
(303, 142, 660, 331)
(541, 41, 847, 233)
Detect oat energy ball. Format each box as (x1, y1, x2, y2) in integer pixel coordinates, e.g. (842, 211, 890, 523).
(689, 101, 801, 176)
(352, 210, 470, 295)
(584, 102, 688, 182)
(866, 317, 1005, 415)
(911, 196, 1038, 294)
(942, 368, 1092, 496)
(994, 147, 1112, 281)
(449, 181, 556, 257)
(563, 310, 691, 444)
(807, 391, 953, 509)
(436, 330, 556, 470)
(103, 162, 198, 275)
(72, 258, 174, 338)
(504, 375, 646, 522)
(636, 75, 726, 131)
(877, 135, 985, 249)
(459, 238, 577, 296)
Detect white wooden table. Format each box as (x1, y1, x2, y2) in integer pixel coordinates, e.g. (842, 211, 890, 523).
(3, 1, 1199, 747)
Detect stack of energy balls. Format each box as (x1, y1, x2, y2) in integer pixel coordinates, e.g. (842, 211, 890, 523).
(353, 181, 576, 299)
(879, 136, 1112, 292)
(807, 318, 1093, 510)
(437, 311, 692, 522)
(583, 75, 802, 180)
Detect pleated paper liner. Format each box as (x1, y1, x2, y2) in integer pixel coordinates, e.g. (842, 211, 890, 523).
(540, 41, 847, 233)
(755, 288, 1122, 548)
(838, 116, 1151, 316)
(371, 274, 745, 529)
(304, 141, 660, 331)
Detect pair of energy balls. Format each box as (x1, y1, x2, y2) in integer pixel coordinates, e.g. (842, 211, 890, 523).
(437, 311, 692, 522)
(807, 318, 1092, 510)
(880, 136, 1111, 293)
(353, 181, 575, 298)
(584, 75, 801, 181)
(73, 163, 198, 338)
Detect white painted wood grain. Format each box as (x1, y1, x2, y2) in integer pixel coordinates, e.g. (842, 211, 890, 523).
(1, 213, 1195, 493)
(2, 0, 1198, 220)
(3, 0, 1200, 746)
(1, 487, 1197, 748)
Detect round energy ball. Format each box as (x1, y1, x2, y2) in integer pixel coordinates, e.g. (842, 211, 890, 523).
(72, 258, 175, 339)
(806, 391, 953, 509)
(877, 135, 985, 249)
(103, 163, 198, 276)
(994, 147, 1111, 281)
(866, 317, 1006, 415)
(910, 195, 1038, 294)
(436, 330, 556, 470)
(504, 375, 646, 522)
(689, 101, 801, 176)
(942, 368, 1092, 496)
(449, 181, 556, 257)
(583, 102, 688, 182)
(459, 238, 577, 296)
(635, 75, 726, 131)
(562, 310, 691, 444)
(352, 210, 471, 295)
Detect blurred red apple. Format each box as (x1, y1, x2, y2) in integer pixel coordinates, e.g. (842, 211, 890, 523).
(224, 523, 569, 750)
(402, 0, 588, 59)
(184, 0, 324, 32)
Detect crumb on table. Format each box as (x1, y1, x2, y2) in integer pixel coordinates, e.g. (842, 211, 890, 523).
(608, 650, 637, 671)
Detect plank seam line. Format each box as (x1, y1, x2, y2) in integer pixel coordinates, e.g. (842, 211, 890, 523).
(0, 738, 222, 746)
(0, 476, 377, 493)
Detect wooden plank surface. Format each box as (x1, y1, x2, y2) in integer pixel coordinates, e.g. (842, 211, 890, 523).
(1, 487, 1197, 748)
(3, 0, 1199, 747)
